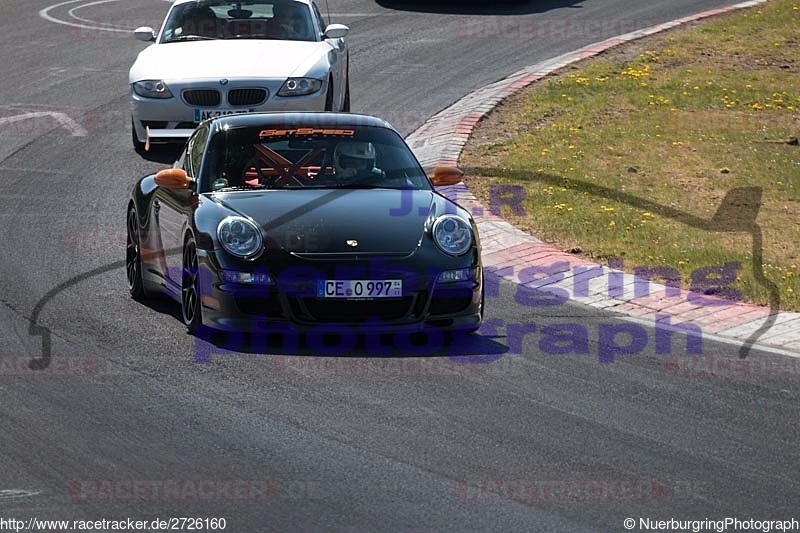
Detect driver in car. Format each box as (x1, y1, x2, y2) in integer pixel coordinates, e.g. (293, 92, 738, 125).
(333, 141, 384, 182)
(178, 6, 220, 39)
(266, 3, 308, 39)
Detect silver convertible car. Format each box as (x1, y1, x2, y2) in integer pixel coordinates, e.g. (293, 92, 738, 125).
(129, 0, 350, 150)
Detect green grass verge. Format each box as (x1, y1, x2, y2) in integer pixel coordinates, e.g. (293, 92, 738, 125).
(460, 0, 800, 310)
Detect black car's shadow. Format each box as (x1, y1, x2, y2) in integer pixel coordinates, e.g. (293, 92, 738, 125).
(374, 0, 584, 15)
(192, 324, 509, 362)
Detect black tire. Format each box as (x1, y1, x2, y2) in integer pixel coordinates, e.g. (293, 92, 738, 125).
(341, 77, 350, 112)
(131, 118, 145, 151)
(126, 207, 151, 299)
(341, 59, 350, 112)
(181, 236, 203, 333)
(324, 77, 334, 112)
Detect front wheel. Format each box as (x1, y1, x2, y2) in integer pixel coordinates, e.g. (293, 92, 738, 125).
(131, 118, 145, 151)
(126, 207, 150, 299)
(181, 236, 203, 333)
(324, 77, 334, 112)
(341, 77, 350, 112)
(341, 59, 350, 112)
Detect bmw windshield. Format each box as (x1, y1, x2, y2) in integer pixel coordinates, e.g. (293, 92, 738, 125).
(160, 1, 317, 43)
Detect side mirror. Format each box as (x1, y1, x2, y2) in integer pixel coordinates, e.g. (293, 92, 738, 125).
(134, 26, 156, 42)
(154, 168, 193, 189)
(430, 166, 464, 186)
(323, 24, 349, 39)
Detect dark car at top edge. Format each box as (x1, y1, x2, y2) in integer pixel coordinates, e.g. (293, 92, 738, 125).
(126, 112, 483, 339)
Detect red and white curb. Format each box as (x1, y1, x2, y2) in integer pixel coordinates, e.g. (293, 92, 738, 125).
(407, 0, 800, 357)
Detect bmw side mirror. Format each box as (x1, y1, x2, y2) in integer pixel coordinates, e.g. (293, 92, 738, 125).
(134, 26, 156, 42)
(430, 166, 464, 186)
(154, 168, 193, 189)
(323, 24, 349, 39)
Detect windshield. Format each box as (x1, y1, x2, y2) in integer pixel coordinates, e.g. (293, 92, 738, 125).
(200, 125, 432, 192)
(160, 0, 317, 43)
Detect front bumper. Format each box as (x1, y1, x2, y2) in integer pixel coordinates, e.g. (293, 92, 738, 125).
(131, 77, 329, 144)
(194, 249, 483, 335)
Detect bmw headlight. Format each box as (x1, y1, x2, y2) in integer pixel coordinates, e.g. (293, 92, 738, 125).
(432, 215, 473, 256)
(277, 77, 323, 97)
(132, 80, 173, 99)
(217, 216, 263, 259)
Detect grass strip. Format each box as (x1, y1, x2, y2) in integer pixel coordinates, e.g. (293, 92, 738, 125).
(460, 0, 800, 310)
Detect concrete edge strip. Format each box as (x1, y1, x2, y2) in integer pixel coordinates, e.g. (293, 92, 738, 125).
(406, 0, 800, 357)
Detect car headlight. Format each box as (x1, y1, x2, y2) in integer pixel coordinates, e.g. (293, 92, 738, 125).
(217, 216, 263, 259)
(277, 77, 323, 97)
(132, 80, 173, 99)
(432, 215, 473, 256)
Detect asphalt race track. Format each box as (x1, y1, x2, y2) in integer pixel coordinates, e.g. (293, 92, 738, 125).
(0, 0, 798, 530)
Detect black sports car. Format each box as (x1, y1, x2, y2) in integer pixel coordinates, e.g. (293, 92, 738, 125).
(126, 112, 483, 339)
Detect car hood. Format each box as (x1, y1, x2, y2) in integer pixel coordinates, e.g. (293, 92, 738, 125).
(211, 189, 437, 255)
(129, 40, 325, 82)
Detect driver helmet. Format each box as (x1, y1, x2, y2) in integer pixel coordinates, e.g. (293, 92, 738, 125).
(334, 142, 376, 179)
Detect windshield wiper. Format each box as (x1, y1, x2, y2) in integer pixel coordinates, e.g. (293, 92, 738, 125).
(328, 183, 385, 189)
(165, 34, 217, 42)
(224, 34, 279, 40)
(213, 185, 266, 192)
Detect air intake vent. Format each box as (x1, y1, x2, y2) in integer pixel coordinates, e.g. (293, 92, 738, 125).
(182, 89, 221, 106)
(228, 88, 268, 106)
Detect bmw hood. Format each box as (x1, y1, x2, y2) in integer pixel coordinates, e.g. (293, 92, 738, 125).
(211, 189, 438, 255)
(129, 40, 326, 82)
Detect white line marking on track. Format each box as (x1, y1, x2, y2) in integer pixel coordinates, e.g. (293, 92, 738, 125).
(68, 0, 123, 25)
(40, 0, 129, 33)
(0, 112, 88, 137)
(0, 489, 43, 500)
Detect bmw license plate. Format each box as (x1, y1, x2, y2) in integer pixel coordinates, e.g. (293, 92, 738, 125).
(194, 108, 255, 121)
(317, 280, 402, 298)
